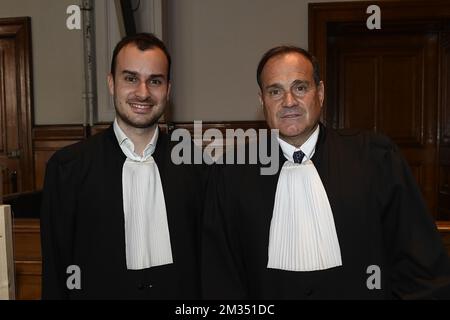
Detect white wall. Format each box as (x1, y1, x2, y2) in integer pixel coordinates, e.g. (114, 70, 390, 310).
(95, 0, 166, 123)
(167, 0, 363, 122)
(0, 0, 85, 125)
(0, 0, 364, 124)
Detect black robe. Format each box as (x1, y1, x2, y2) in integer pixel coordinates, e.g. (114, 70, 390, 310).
(40, 126, 207, 299)
(202, 123, 450, 299)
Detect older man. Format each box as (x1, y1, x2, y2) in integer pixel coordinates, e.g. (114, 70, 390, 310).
(202, 46, 450, 299)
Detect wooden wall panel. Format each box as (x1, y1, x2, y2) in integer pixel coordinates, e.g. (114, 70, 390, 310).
(379, 53, 423, 146)
(14, 261, 41, 300)
(32, 125, 86, 190)
(341, 55, 377, 130)
(13, 218, 40, 300)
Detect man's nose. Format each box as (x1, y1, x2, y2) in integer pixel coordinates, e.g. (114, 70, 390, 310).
(283, 91, 297, 107)
(135, 81, 151, 99)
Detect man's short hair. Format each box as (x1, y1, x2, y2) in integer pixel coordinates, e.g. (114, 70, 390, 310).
(256, 45, 321, 89)
(110, 33, 171, 80)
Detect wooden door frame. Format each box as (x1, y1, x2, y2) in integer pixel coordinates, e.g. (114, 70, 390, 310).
(0, 17, 34, 192)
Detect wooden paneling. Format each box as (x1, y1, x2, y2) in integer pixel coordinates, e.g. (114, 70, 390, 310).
(32, 125, 86, 190)
(14, 261, 41, 300)
(13, 218, 41, 300)
(341, 55, 377, 130)
(379, 52, 424, 146)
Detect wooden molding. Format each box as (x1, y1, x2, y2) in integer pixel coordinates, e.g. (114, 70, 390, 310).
(32, 125, 87, 141)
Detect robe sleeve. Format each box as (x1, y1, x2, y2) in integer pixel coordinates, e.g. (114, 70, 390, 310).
(374, 136, 450, 299)
(201, 164, 247, 299)
(40, 156, 73, 299)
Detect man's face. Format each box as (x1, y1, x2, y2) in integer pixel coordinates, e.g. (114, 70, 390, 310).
(108, 44, 170, 130)
(259, 53, 324, 146)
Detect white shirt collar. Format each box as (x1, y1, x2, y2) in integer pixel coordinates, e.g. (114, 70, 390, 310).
(277, 124, 320, 163)
(113, 118, 159, 161)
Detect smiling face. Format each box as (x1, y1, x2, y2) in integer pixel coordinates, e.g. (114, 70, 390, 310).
(108, 44, 171, 131)
(259, 52, 324, 147)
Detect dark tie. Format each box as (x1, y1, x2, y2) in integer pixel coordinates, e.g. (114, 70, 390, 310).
(293, 150, 305, 164)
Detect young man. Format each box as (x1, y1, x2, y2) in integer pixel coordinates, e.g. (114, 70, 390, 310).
(41, 33, 205, 299)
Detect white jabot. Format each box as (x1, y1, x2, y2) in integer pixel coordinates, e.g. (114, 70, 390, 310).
(268, 125, 342, 272)
(113, 119, 173, 270)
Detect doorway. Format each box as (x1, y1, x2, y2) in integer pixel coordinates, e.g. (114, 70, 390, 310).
(0, 17, 34, 195)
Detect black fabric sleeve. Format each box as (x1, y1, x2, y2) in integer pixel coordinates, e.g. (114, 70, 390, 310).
(374, 137, 450, 299)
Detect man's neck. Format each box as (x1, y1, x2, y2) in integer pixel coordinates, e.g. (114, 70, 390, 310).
(117, 119, 157, 156)
(280, 123, 319, 148)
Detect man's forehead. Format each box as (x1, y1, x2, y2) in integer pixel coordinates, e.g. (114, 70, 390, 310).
(116, 45, 168, 75)
(262, 53, 313, 85)
(262, 52, 313, 78)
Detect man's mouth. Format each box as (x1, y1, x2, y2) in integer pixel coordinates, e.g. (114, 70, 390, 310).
(128, 102, 155, 114)
(281, 113, 302, 119)
(129, 103, 153, 109)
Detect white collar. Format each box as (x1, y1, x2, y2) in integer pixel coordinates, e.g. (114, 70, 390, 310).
(277, 124, 320, 163)
(113, 118, 159, 161)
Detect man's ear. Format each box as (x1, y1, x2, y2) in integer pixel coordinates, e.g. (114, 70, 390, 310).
(167, 82, 172, 102)
(317, 81, 325, 107)
(107, 73, 114, 96)
(258, 91, 263, 107)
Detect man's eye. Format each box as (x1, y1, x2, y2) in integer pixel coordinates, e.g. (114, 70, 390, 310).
(125, 76, 137, 83)
(295, 85, 307, 92)
(293, 84, 308, 95)
(269, 89, 281, 96)
(149, 79, 162, 85)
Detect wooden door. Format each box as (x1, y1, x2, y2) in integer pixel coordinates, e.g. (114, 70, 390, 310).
(0, 18, 34, 195)
(326, 21, 442, 219)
